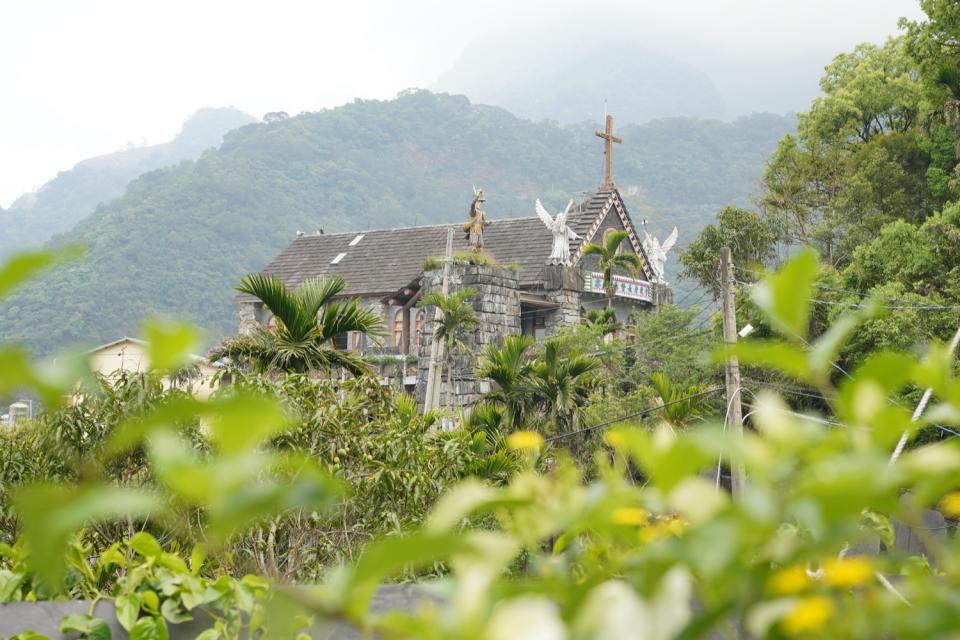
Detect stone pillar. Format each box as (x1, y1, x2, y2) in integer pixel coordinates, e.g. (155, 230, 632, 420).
(543, 264, 582, 336)
(414, 264, 521, 411)
(238, 301, 262, 335)
(653, 282, 673, 306)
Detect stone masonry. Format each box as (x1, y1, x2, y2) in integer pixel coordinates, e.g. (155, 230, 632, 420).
(414, 263, 521, 410)
(542, 264, 582, 336)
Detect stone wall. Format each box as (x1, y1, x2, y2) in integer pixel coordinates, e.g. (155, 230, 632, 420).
(414, 263, 521, 411)
(543, 264, 582, 336)
(238, 301, 263, 335)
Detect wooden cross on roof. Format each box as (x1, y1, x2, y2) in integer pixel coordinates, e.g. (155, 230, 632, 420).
(595, 114, 622, 190)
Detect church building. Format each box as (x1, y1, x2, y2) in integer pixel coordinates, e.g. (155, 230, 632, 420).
(237, 116, 673, 406)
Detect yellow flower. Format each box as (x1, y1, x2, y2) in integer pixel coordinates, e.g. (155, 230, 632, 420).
(604, 431, 626, 449)
(611, 507, 648, 526)
(823, 557, 873, 588)
(769, 565, 811, 595)
(781, 596, 835, 636)
(638, 516, 686, 542)
(939, 491, 960, 517)
(507, 430, 545, 451)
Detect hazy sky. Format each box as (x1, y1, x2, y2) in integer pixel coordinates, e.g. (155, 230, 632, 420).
(0, 0, 927, 208)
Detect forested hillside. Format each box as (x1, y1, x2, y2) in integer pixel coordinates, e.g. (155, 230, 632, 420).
(0, 107, 255, 258)
(0, 91, 792, 354)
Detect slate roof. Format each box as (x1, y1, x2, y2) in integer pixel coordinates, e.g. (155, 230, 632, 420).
(239, 189, 652, 301)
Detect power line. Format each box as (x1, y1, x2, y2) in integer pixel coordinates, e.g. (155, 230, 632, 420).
(545, 387, 723, 443)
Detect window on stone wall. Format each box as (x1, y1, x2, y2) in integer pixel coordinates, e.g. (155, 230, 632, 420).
(412, 310, 423, 352)
(392, 309, 404, 349)
(534, 315, 547, 342)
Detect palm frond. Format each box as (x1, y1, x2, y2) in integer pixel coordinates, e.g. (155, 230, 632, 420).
(237, 273, 307, 337)
(581, 242, 603, 257)
(296, 276, 346, 322)
(316, 345, 374, 377)
(604, 229, 629, 253)
(319, 299, 386, 343)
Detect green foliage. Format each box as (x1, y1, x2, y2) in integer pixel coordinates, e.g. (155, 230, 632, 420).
(476, 334, 535, 430)
(760, 38, 939, 265)
(0, 92, 792, 355)
(210, 273, 384, 375)
(679, 206, 779, 296)
(581, 229, 642, 306)
(583, 307, 621, 335)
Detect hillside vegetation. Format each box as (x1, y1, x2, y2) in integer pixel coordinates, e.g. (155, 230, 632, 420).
(0, 107, 255, 258)
(0, 91, 792, 354)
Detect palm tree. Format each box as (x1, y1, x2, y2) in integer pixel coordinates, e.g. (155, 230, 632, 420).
(581, 229, 643, 308)
(529, 340, 600, 435)
(211, 273, 384, 375)
(649, 372, 708, 428)
(583, 308, 622, 336)
(477, 334, 535, 429)
(419, 288, 479, 407)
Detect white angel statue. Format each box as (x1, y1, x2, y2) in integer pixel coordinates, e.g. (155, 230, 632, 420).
(536, 198, 581, 265)
(641, 224, 678, 284)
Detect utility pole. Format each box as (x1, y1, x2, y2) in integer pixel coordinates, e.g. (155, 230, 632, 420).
(423, 227, 454, 413)
(720, 247, 746, 496)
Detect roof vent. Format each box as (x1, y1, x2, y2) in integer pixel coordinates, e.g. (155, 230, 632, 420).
(349, 234, 364, 246)
(330, 252, 347, 265)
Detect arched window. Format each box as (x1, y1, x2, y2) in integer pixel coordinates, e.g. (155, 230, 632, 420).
(392, 309, 404, 349)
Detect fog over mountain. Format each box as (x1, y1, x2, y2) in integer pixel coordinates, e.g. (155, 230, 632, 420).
(434, 38, 727, 125)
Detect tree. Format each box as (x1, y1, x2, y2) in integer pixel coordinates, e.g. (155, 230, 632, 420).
(759, 38, 933, 265)
(529, 340, 600, 435)
(210, 273, 384, 375)
(419, 288, 480, 407)
(583, 308, 622, 336)
(476, 334, 535, 430)
(581, 230, 642, 308)
(648, 372, 708, 427)
(679, 206, 778, 296)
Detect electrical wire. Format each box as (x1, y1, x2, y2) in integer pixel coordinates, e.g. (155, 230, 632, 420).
(544, 387, 723, 443)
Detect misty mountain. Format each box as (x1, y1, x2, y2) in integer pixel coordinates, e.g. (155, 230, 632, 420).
(434, 37, 727, 125)
(0, 107, 256, 258)
(0, 91, 792, 354)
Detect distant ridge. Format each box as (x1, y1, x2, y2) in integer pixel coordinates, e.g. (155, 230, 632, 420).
(0, 107, 256, 258)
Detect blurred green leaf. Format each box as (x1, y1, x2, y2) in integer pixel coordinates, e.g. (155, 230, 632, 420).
(129, 616, 168, 640)
(205, 463, 340, 540)
(116, 593, 143, 631)
(751, 248, 819, 338)
(206, 394, 289, 454)
(59, 614, 112, 640)
(143, 319, 201, 373)
(345, 532, 473, 617)
(0, 347, 92, 408)
(716, 341, 811, 381)
(14, 484, 161, 589)
(0, 246, 84, 299)
(808, 301, 878, 377)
